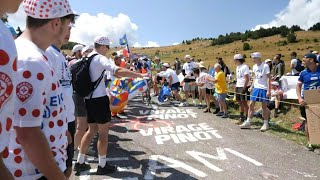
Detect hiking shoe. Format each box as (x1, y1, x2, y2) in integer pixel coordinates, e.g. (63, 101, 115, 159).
(216, 112, 224, 116)
(74, 163, 91, 172)
(221, 113, 229, 118)
(203, 109, 211, 113)
(96, 164, 118, 175)
(260, 123, 269, 132)
(239, 121, 251, 129)
(306, 144, 315, 151)
(213, 108, 220, 114)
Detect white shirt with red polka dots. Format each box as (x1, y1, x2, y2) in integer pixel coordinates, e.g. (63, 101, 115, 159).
(3, 38, 68, 179)
(0, 21, 16, 153)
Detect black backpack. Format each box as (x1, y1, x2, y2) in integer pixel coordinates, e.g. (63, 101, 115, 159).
(295, 59, 304, 72)
(71, 54, 105, 98)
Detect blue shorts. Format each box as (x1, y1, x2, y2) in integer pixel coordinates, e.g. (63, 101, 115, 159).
(171, 82, 180, 91)
(216, 93, 226, 102)
(250, 88, 269, 102)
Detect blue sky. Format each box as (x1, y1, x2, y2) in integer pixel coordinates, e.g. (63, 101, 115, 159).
(69, 0, 289, 46)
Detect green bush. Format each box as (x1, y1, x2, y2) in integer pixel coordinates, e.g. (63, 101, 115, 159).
(243, 43, 251, 51)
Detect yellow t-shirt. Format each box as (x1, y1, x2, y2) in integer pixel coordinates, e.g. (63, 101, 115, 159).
(214, 71, 228, 94)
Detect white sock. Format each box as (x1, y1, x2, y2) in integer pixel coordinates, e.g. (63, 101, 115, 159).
(263, 120, 269, 125)
(77, 153, 85, 164)
(246, 118, 251, 123)
(99, 155, 107, 168)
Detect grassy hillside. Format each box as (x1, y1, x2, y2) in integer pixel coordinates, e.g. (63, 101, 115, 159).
(131, 31, 320, 72)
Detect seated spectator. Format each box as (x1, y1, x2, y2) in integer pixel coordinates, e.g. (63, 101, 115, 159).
(254, 81, 283, 118)
(272, 55, 284, 81)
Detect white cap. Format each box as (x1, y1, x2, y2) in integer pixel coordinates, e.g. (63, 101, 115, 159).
(312, 51, 319, 54)
(72, 44, 84, 53)
(163, 63, 170, 68)
(81, 45, 93, 54)
(271, 81, 279, 86)
(265, 59, 272, 63)
(185, 54, 192, 59)
(94, 36, 111, 46)
(23, 0, 75, 19)
(234, 54, 243, 60)
(251, 52, 262, 58)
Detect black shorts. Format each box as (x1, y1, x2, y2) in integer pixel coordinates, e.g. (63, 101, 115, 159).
(267, 101, 276, 110)
(85, 96, 111, 124)
(66, 121, 75, 168)
(73, 93, 87, 117)
(171, 82, 180, 91)
(206, 88, 214, 95)
(235, 87, 250, 101)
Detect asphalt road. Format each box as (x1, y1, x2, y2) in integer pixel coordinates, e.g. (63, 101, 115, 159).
(71, 97, 320, 180)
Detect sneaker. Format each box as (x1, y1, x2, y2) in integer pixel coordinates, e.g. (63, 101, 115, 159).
(203, 109, 211, 113)
(216, 112, 224, 116)
(221, 113, 229, 118)
(96, 164, 118, 175)
(305, 144, 315, 151)
(178, 102, 186, 107)
(239, 121, 251, 129)
(260, 123, 269, 132)
(74, 162, 91, 172)
(213, 108, 220, 114)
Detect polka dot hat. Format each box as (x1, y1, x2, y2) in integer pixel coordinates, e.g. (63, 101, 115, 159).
(94, 36, 111, 46)
(23, 0, 75, 19)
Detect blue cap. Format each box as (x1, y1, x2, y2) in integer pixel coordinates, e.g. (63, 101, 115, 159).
(304, 53, 318, 62)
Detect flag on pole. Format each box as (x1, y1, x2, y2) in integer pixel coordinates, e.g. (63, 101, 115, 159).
(119, 34, 128, 46)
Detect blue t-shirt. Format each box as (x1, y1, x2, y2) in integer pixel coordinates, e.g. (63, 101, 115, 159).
(298, 66, 320, 98)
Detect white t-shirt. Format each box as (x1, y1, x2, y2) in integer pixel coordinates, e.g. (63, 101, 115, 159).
(182, 61, 198, 80)
(105, 58, 115, 80)
(198, 72, 215, 89)
(85, 51, 119, 99)
(4, 38, 67, 179)
(46, 45, 74, 123)
(236, 64, 251, 88)
(0, 21, 16, 153)
(157, 68, 180, 84)
(291, 58, 299, 75)
(252, 62, 270, 90)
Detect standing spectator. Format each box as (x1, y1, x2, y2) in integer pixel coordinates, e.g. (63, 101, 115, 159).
(0, 0, 22, 179)
(275, 54, 285, 74)
(82, 45, 94, 58)
(4, 0, 76, 179)
(68, 44, 84, 66)
(208, 65, 220, 114)
(290, 52, 304, 76)
(75, 36, 149, 174)
(45, 22, 75, 177)
(234, 54, 251, 122)
(70, 44, 88, 154)
(296, 53, 320, 151)
(240, 52, 271, 132)
(151, 56, 163, 96)
(312, 51, 320, 64)
(207, 64, 229, 118)
(265, 59, 273, 72)
(272, 55, 284, 81)
(182, 55, 198, 106)
(174, 57, 182, 75)
(217, 57, 231, 77)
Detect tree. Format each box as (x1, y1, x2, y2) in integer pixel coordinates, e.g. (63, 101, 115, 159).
(309, 22, 320, 31)
(287, 32, 297, 43)
(182, 40, 185, 44)
(243, 43, 251, 51)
